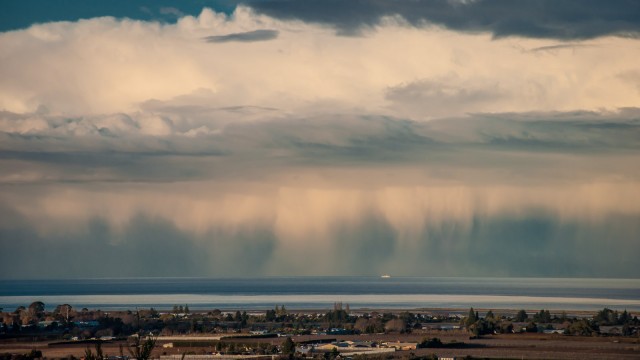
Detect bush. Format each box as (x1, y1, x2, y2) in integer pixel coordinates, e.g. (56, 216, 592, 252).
(418, 337, 443, 348)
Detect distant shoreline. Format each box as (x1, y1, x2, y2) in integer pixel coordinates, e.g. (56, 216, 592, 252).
(0, 304, 630, 316)
(3, 295, 639, 312)
(3, 277, 639, 313)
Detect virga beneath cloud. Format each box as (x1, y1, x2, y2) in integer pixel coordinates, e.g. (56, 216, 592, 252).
(0, 5, 639, 278)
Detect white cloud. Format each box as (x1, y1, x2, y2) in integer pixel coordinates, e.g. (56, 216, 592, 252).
(1, 7, 639, 119)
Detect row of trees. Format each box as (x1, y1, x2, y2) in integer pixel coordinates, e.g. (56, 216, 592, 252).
(462, 307, 639, 337)
(171, 305, 189, 314)
(3, 302, 638, 340)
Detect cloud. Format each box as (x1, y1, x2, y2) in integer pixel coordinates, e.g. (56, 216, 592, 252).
(1, 7, 639, 117)
(1, 7, 639, 278)
(1, 106, 639, 277)
(0, 7, 639, 119)
(529, 43, 594, 52)
(1, 108, 639, 187)
(385, 75, 504, 117)
(204, 29, 279, 43)
(4, 1, 640, 40)
(1, 180, 639, 278)
(246, 0, 640, 40)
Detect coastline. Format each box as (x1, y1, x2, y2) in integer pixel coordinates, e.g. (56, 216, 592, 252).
(3, 276, 639, 313)
(3, 294, 639, 313)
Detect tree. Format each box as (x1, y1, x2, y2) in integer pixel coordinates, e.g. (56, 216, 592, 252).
(384, 318, 406, 333)
(354, 318, 369, 333)
(54, 304, 73, 323)
(525, 321, 538, 333)
(330, 347, 339, 359)
(465, 307, 477, 327)
(149, 308, 159, 318)
(84, 342, 104, 360)
(619, 310, 630, 325)
(567, 319, 597, 336)
(485, 310, 495, 320)
(266, 309, 276, 321)
(282, 336, 295, 355)
(241, 311, 248, 327)
(28, 302, 45, 318)
(325, 308, 348, 323)
(419, 337, 443, 348)
(515, 310, 528, 322)
(184, 305, 189, 314)
(595, 308, 620, 325)
(128, 335, 157, 360)
(533, 309, 551, 323)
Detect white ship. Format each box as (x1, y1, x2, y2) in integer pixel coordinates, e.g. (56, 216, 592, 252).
(380, 274, 391, 278)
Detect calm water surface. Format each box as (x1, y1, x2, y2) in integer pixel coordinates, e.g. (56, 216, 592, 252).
(1, 277, 638, 311)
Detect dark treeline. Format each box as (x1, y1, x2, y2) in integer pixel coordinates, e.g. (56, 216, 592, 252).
(1, 301, 638, 340)
(462, 307, 639, 337)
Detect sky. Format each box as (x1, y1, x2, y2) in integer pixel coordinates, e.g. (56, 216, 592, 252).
(1, 0, 639, 279)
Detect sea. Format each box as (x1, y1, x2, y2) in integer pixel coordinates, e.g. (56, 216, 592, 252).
(1, 277, 639, 312)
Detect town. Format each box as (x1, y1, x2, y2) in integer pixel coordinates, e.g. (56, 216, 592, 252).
(1, 302, 639, 359)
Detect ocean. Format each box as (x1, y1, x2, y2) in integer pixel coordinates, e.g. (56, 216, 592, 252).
(1, 277, 639, 312)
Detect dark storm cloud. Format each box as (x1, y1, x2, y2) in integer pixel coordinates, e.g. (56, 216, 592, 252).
(529, 43, 593, 52)
(0, 208, 203, 278)
(204, 29, 279, 43)
(0, 204, 277, 278)
(2, 200, 639, 278)
(324, 214, 397, 275)
(245, 0, 640, 39)
(415, 211, 640, 277)
(2, 109, 640, 185)
(3, 1, 639, 40)
(0, 0, 237, 32)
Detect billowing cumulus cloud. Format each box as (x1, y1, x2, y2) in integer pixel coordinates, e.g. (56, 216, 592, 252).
(0, 6, 639, 278)
(2, 7, 640, 116)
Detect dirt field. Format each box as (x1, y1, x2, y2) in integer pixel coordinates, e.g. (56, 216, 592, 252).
(1, 333, 639, 360)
